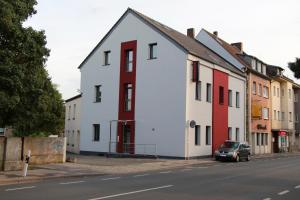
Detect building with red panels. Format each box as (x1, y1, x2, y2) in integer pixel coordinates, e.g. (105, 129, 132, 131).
(78, 8, 246, 158)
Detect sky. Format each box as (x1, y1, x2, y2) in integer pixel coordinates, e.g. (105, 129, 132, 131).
(24, 0, 300, 99)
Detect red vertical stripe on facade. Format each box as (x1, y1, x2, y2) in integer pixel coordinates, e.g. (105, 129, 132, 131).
(212, 69, 228, 154)
(117, 40, 137, 153)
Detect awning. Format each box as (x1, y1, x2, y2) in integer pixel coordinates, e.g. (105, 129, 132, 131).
(279, 131, 287, 136)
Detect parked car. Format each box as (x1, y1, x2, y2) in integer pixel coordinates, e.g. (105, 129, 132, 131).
(214, 140, 251, 162)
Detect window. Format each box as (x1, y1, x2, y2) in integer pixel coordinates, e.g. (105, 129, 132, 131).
(252, 82, 256, 94)
(261, 133, 264, 145)
(0, 128, 4, 136)
(236, 128, 240, 141)
(236, 92, 240, 108)
(125, 84, 133, 111)
(262, 65, 266, 75)
(277, 88, 279, 97)
(228, 127, 232, 140)
(262, 108, 269, 119)
(68, 105, 71, 120)
(228, 90, 232, 107)
(258, 84, 262, 96)
(282, 112, 285, 121)
(206, 126, 211, 145)
(103, 51, 111, 65)
(263, 86, 269, 98)
(195, 81, 201, 100)
(206, 83, 211, 102)
(274, 110, 276, 120)
(257, 62, 262, 73)
(149, 43, 157, 59)
(93, 124, 100, 141)
(195, 125, 200, 145)
(273, 86, 276, 96)
(289, 112, 292, 122)
(125, 49, 133, 72)
(219, 86, 224, 104)
(289, 89, 292, 99)
(277, 111, 280, 121)
(95, 85, 102, 102)
(281, 89, 284, 97)
(251, 59, 256, 69)
(265, 133, 268, 145)
(296, 113, 299, 122)
(256, 133, 260, 146)
(73, 104, 76, 120)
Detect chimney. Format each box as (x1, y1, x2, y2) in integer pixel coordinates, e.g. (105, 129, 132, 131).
(213, 31, 218, 37)
(187, 28, 195, 38)
(231, 42, 243, 52)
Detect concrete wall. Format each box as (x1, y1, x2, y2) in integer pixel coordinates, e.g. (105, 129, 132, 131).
(0, 137, 66, 171)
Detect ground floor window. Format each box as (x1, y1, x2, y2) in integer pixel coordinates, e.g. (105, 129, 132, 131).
(195, 125, 200, 145)
(206, 126, 211, 145)
(256, 133, 260, 146)
(93, 124, 100, 141)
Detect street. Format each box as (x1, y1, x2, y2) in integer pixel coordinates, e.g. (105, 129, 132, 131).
(0, 156, 300, 200)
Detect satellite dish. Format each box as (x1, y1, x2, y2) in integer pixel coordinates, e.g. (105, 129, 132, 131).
(190, 120, 196, 128)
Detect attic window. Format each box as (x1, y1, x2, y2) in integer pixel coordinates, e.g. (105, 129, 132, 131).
(149, 43, 157, 59)
(103, 51, 111, 66)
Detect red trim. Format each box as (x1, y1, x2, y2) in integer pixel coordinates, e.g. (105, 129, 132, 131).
(212, 69, 228, 154)
(117, 40, 137, 154)
(192, 61, 199, 82)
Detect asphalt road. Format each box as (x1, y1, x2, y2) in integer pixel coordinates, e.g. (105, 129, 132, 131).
(1, 156, 300, 200)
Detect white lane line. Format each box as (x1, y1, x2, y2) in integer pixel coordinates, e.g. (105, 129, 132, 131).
(278, 190, 289, 195)
(295, 185, 300, 189)
(101, 177, 121, 181)
(5, 186, 36, 192)
(159, 171, 172, 174)
(133, 174, 149, 178)
(59, 180, 85, 185)
(262, 198, 271, 200)
(181, 169, 192, 172)
(88, 185, 173, 200)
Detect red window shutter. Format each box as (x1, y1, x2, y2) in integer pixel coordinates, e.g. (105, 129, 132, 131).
(192, 61, 199, 82)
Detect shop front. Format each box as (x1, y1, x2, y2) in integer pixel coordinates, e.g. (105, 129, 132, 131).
(272, 130, 289, 153)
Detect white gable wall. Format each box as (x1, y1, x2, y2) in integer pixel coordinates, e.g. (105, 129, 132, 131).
(80, 12, 187, 157)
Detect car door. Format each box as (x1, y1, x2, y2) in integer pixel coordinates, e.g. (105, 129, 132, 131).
(239, 144, 246, 158)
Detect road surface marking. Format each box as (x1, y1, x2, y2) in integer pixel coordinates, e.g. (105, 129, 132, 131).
(101, 177, 121, 181)
(5, 186, 36, 191)
(88, 185, 173, 200)
(262, 198, 271, 200)
(133, 174, 149, 178)
(198, 166, 208, 169)
(181, 169, 192, 172)
(278, 190, 289, 195)
(295, 185, 300, 189)
(59, 181, 85, 185)
(159, 171, 172, 174)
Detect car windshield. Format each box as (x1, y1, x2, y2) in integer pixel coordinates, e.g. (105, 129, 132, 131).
(221, 141, 239, 149)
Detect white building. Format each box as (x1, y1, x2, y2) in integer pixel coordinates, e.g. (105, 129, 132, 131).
(64, 94, 81, 154)
(79, 8, 246, 158)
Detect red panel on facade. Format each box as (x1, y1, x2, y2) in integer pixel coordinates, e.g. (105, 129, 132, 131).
(212, 69, 228, 154)
(117, 40, 137, 153)
(192, 61, 199, 82)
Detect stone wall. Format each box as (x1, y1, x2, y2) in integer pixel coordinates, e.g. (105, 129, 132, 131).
(0, 137, 66, 171)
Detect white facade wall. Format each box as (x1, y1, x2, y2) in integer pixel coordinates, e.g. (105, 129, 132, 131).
(64, 97, 81, 154)
(228, 75, 246, 143)
(185, 55, 213, 157)
(271, 81, 281, 129)
(80, 12, 187, 157)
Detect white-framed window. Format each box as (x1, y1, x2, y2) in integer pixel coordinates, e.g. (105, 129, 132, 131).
(257, 62, 262, 73)
(262, 108, 269, 119)
(149, 43, 157, 59)
(252, 82, 256, 94)
(228, 90, 232, 107)
(195, 125, 200, 146)
(195, 81, 201, 101)
(125, 83, 133, 112)
(263, 86, 269, 98)
(206, 126, 211, 145)
(93, 124, 100, 141)
(103, 50, 111, 66)
(125, 49, 133, 72)
(258, 84, 262, 96)
(262, 65, 266, 75)
(206, 83, 212, 103)
(236, 92, 240, 108)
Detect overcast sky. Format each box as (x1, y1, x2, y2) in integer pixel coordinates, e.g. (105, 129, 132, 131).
(24, 0, 300, 99)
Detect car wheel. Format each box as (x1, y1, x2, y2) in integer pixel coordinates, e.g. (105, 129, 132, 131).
(235, 155, 240, 162)
(246, 154, 250, 161)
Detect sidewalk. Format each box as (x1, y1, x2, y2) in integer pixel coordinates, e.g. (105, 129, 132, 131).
(1, 152, 299, 186)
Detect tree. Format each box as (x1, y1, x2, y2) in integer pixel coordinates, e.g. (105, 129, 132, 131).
(0, 0, 64, 136)
(288, 58, 300, 79)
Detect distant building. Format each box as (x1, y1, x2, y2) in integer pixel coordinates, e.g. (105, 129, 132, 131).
(64, 94, 81, 154)
(293, 83, 300, 150)
(78, 8, 246, 158)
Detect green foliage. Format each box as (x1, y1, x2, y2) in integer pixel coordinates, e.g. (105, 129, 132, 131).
(0, 0, 64, 136)
(288, 58, 300, 79)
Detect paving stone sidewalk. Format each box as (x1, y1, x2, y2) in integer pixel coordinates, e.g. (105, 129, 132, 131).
(1, 152, 299, 186)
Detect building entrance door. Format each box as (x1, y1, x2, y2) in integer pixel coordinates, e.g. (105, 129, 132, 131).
(272, 132, 279, 153)
(123, 124, 131, 153)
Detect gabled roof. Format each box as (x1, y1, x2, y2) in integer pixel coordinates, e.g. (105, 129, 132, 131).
(202, 29, 250, 68)
(78, 8, 244, 76)
(65, 94, 82, 103)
